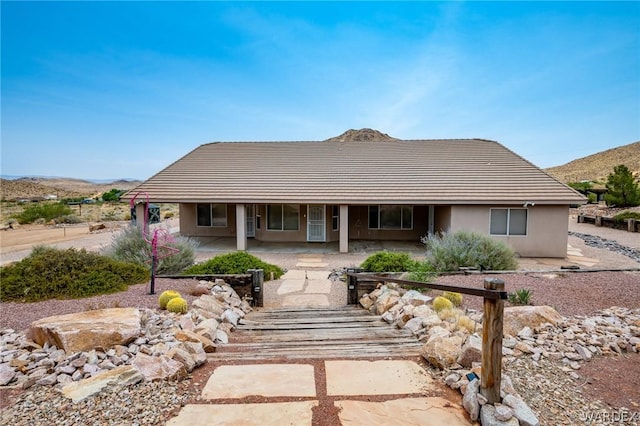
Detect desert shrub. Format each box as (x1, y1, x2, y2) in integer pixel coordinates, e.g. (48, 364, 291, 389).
(166, 297, 188, 314)
(54, 214, 83, 224)
(159, 290, 181, 309)
(13, 202, 73, 224)
(360, 251, 416, 273)
(103, 225, 197, 275)
(613, 211, 640, 222)
(442, 291, 463, 307)
(0, 246, 148, 302)
(432, 296, 453, 312)
(422, 231, 518, 272)
(508, 288, 533, 305)
(101, 210, 120, 221)
(406, 261, 436, 283)
(183, 251, 284, 280)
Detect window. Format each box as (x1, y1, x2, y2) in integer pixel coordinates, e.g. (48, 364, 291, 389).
(267, 204, 299, 231)
(196, 203, 227, 227)
(368, 205, 413, 230)
(490, 208, 527, 236)
(332, 206, 339, 231)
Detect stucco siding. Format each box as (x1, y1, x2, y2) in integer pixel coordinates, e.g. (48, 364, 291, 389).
(449, 205, 568, 257)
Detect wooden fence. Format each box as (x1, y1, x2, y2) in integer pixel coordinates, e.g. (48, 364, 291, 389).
(346, 272, 508, 404)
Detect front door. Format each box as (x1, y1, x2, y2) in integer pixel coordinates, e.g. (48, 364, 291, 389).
(246, 204, 255, 238)
(307, 205, 326, 242)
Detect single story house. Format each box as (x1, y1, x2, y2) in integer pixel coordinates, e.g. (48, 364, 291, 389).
(124, 129, 585, 257)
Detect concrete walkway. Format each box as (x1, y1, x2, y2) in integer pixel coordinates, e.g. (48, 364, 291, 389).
(167, 254, 473, 425)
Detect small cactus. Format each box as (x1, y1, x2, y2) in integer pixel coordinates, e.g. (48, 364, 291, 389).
(443, 291, 463, 307)
(159, 290, 181, 309)
(166, 297, 188, 314)
(432, 296, 454, 312)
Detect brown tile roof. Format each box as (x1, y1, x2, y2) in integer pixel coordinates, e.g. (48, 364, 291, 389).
(125, 139, 586, 205)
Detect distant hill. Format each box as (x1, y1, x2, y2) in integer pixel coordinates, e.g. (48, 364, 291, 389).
(0, 177, 141, 201)
(546, 141, 640, 183)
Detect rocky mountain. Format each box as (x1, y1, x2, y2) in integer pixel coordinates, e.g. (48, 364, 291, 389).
(325, 128, 398, 142)
(545, 141, 640, 183)
(0, 177, 141, 201)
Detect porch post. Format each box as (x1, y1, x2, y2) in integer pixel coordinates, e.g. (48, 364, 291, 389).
(236, 204, 247, 251)
(134, 203, 147, 231)
(339, 204, 349, 253)
(428, 205, 435, 235)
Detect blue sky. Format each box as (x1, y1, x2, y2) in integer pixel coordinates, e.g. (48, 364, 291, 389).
(2, 1, 639, 180)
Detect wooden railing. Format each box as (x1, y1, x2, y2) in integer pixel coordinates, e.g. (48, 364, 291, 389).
(578, 214, 639, 232)
(346, 272, 508, 404)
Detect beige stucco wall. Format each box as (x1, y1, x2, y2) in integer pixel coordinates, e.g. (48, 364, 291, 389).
(449, 205, 569, 257)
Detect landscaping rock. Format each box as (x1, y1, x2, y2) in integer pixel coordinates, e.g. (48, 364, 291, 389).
(27, 308, 141, 353)
(462, 378, 480, 421)
(421, 335, 463, 369)
(457, 334, 482, 368)
(60, 365, 144, 402)
(503, 394, 540, 426)
(480, 404, 519, 426)
(503, 305, 563, 336)
(132, 353, 186, 381)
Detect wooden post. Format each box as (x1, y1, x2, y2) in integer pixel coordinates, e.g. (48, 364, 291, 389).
(595, 216, 602, 227)
(348, 274, 359, 305)
(250, 269, 264, 307)
(628, 219, 636, 233)
(481, 278, 505, 404)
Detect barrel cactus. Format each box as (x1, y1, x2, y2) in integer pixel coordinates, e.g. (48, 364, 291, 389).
(159, 290, 181, 309)
(166, 297, 189, 314)
(443, 291, 463, 307)
(432, 296, 454, 313)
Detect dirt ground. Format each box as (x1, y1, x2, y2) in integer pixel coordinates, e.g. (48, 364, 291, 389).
(0, 225, 93, 254)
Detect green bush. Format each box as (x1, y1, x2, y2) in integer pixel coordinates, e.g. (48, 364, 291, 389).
(103, 225, 197, 275)
(360, 251, 416, 273)
(406, 261, 436, 283)
(422, 231, 518, 272)
(101, 189, 125, 202)
(12, 202, 73, 224)
(183, 251, 284, 280)
(0, 246, 148, 302)
(587, 193, 597, 204)
(613, 211, 640, 222)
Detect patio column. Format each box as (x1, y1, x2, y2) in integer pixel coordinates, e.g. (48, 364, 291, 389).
(134, 202, 147, 231)
(339, 204, 349, 253)
(428, 205, 435, 235)
(236, 204, 247, 251)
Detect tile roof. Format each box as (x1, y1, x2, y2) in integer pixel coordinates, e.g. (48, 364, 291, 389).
(125, 139, 586, 205)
